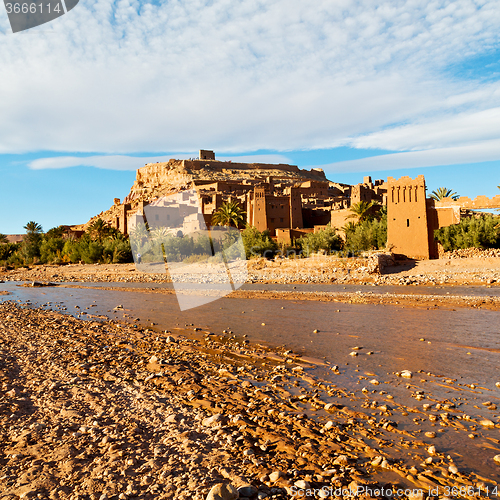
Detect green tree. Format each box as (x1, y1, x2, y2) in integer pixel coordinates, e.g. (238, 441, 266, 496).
(87, 218, 114, 242)
(241, 226, 277, 259)
(348, 200, 379, 222)
(434, 215, 500, 251)
(296, 225, 342, 257)
(45, 226, 66, 239)
(24, 221, 43, 234)
(430, 187, 459, 201)
(40, 237, 65, 264)
(344, 217, 387, 254)
(21, 221, 43, 263)
(0, 233, 8, 244)
(211, 201, 246, 228)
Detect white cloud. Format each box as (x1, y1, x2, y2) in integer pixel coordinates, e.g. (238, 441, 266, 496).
(1, 0, 500, 161)
(27, 153, 292, 170)
(317, 138, 500, 173)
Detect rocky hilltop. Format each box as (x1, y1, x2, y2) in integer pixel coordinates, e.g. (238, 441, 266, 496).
(125, 159, 327, 203)
(77, 158, 328, 231)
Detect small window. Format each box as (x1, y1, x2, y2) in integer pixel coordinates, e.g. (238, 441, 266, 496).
(270, 218, 275, 223)
(407, 219, 410, 227)
(280, 218, 284, 223)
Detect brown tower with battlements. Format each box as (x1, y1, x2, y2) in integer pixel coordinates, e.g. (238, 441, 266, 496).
(387, 175, 431, 259)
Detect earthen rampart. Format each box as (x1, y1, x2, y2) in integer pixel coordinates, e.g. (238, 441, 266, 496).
(434, 195, 500, 210)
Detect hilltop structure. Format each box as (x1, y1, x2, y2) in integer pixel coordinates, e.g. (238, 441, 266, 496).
(83, 150, 386, 242)
(79, 150, 500, 259)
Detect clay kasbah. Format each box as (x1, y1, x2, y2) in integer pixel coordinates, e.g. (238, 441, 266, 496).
(1, 153, 500, 499)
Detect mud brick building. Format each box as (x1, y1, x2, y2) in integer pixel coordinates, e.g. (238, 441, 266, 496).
(77, 150, 500, 259)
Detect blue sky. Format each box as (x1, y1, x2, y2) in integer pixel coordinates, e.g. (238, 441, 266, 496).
(1, 0, 500, 233)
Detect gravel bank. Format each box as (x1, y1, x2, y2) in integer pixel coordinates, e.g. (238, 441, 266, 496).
(1, 303, 496, 499)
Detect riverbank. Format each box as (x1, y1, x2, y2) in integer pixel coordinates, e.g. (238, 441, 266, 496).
(2, 254, 500, 288)
(1, 302, 498, 499)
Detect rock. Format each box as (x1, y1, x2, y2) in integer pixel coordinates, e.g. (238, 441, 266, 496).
(401, 370, 412, 378)
(269, 471, 285, 483)
(496, 382, 500, 388)
(237, 485, 257, 497)
(371, 456, 383, 467)
(448, 464, 458, 475)
(294, 480, 310, 489)
(407, 491, 424, 500)
(334, 454, 349, 465)
(425, 431, 436, 438)
(480, 419, 495, 428)
(427, 445, 436, 455)
(202, 414, 224, 427)
(206, 483, 239, 500)
(494, 454, 500, 464)
(370, 379, 379, 385)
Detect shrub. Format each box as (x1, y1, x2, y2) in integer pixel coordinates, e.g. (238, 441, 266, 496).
(434, 215, 500, 251)
(40, 237, 65, 264)
(241, 226, 278, 259)
(344, 210, 387, 255)
(296, 225, 342, 257)
(103, 237, 132, 263)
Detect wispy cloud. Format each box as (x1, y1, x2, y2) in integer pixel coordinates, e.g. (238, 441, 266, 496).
(27, 153, 292, 170)
(317, 139, 500, 173)
(1, 0, 500, 163)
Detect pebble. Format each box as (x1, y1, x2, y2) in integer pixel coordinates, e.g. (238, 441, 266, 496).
(238, 485, 258, 497)
(294, 479, 310, 489)
(494, 454, 500, 464)
(269, 471, 285, 483)
(480, 419, 495, 428)
(206, 483, 239, 500)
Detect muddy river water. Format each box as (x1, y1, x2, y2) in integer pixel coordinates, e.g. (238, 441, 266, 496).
(1, 281, 500, 485)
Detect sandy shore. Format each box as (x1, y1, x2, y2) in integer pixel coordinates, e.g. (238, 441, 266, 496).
(1, 301, 499, 499)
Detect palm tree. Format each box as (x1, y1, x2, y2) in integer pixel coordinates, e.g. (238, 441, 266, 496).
(24, 221, 43, 234)
(0, 233, 8, 244)
(341, 221, 357, 236)
(211, 201, 246, 228)
(22, 221, 43, 263)
(430, 187, 459, 201)
(348, 200, 379, 222)
(87, 218, 111, 242)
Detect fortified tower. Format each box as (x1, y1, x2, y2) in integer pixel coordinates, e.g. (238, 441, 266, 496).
(387, 175, 431, 259)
